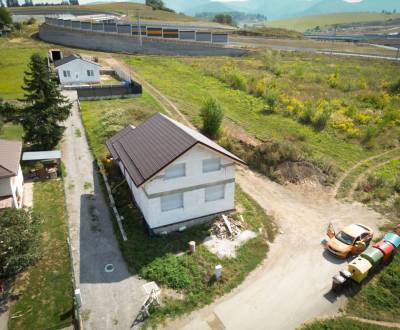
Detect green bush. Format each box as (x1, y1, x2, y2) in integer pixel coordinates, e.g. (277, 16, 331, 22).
(264, 89, 280, 113)
(200, 98, 224, 140)
(221, 65, 247, 91)
(0, 208, 42, 277)
(360, 174, 387, 193)
(311, 105, 331, 131)
(361, 126, 378, 149)
(262, 50, 282, 75)
(140, 254, 203, 291)
(389, 78, 400, 94)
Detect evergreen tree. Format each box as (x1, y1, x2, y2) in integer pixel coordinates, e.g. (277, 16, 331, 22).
(21, 54, 71, 149)
(0, 6, 12, 27)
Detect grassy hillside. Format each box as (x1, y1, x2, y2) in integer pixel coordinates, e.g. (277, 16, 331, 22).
(265, 12, 400, 32)
(11, 2, 204, 22)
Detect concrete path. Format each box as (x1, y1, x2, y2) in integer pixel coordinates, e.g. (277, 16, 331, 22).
(164, 169, 386, 330)
(61, 90, 146, 330)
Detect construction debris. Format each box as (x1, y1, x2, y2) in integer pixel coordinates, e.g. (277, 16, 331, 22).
(211, 214, 246, 240)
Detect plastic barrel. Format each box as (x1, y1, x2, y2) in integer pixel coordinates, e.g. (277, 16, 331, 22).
(384, 232, 400, 248)
(373, 240, 395, 263)
(361, 246, 384, 266)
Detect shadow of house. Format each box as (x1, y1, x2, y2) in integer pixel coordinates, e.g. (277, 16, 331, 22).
(78, 162, 134, 284)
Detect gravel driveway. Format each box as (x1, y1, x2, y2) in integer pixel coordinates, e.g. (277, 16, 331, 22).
(164, 168, 386, 330)
(62, 90, 146, 330)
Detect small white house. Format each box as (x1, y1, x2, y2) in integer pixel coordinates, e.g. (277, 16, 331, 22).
(106, 113, 245, 234)
(0, 140, 24, 209)
(54, 54, 101, 85)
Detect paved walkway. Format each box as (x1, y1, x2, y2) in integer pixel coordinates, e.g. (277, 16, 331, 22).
(62, 91, 146, 330)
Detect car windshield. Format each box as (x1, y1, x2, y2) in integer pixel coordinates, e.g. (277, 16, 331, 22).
(335, 231, 354, 245)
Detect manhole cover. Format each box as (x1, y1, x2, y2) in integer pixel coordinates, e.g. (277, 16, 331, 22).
(104, 264, 115, 273)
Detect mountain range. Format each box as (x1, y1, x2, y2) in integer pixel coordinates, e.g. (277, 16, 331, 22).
(163, 0, 400, 19)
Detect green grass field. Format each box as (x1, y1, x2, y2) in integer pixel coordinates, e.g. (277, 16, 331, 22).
(123, 55, 389, 172)
(353, 158, 400, 223)
(80, 92, 164, 158)
(265, 12, 400, 32)
(0, 39, 47, 100)
(301, 316, 396, 330)
(0, 123, 23, 140)
(9, 180, 73, 330)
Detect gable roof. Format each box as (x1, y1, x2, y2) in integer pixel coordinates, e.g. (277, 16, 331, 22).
(106, 113, 245, 187)
(54, 54, 100, 68)
(0, 139, 22, 179)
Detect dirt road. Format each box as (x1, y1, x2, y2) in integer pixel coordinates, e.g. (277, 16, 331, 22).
(164, 169, 386, 330)
(61, 91, 146, 330)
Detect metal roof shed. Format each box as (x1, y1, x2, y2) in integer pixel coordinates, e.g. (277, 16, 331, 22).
(22, 151, 62, 161)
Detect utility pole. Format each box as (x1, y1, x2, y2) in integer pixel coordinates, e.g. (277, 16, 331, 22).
(137, 9, 143, 49)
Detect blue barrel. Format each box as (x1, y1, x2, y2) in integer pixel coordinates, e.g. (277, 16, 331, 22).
(384, 232, 400, 248)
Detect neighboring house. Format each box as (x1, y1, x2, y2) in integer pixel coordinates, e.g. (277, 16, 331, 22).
(106, 113, 246, 234)
(54, 54, 101, 85)
(0, 140, 24, 209)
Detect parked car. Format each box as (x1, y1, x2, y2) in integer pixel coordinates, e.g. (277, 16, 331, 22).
(326, 223, 373, 258)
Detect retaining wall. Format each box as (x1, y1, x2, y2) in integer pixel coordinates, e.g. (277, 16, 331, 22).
(39, 24, 246, 56)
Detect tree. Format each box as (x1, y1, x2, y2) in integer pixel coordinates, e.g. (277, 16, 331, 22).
(0, 55, 73, 149)
(0, 6, 11, 28)
(0, 0, 5, 8)
(146, 0, 164, 10)
(213, 14, 233, 26)
(19, 54, 71, 149)
(200, 98, 224, 140)
(0, 208, 42, 278)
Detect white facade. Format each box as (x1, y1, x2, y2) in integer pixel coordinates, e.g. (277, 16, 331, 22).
(0, 166, 24, 209)
(119, 144, 236, 232)
(57, 59, 100, 85)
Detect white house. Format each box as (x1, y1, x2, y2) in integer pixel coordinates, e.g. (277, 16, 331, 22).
(106, 113, 245, 234)
(0, 140, 24, 209)
(54, 54, 101, 85)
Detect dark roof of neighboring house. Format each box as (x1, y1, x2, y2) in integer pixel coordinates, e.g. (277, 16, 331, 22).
(106, 113, 245, 187)
(0, 139, 23, 179)
(54, 54, 100, 68)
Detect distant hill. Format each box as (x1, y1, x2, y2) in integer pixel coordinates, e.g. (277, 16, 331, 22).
(303, 0, 400, 16)
(12, 2, 204, 22)
(265, 12, 400, 32)
(164, 0, 400, 19)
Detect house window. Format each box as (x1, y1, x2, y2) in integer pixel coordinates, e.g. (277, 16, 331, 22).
(164, 163, 186, 180)
(87, 69, 94, 77)
(203, 158, 221, 173)
(205, 184, 225, 202)
(161, 192, 183, 212)
(63, 70, 71, 78)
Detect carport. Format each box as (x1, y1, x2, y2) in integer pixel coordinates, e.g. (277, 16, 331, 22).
(22, 150, 62, 179)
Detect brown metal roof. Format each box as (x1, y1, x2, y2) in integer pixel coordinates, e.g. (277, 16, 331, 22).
(106, 113, 245, 187)
(0, 139, 22, 179)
